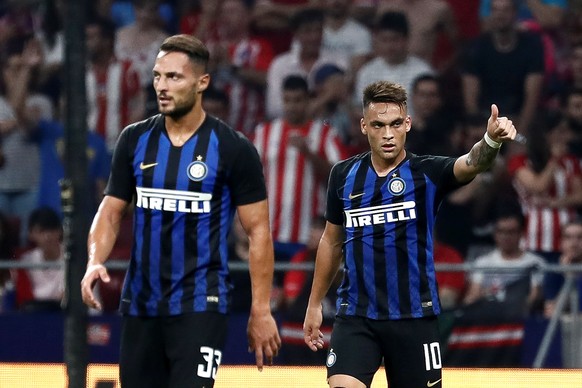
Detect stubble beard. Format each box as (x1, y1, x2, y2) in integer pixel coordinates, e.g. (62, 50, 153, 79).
(159, 100, 196, 120)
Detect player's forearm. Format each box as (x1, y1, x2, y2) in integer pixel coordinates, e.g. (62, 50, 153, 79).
(248, 231, 275, 313)
(87, 199, 125, 266)
(463, 139, 500, 175)
(307, 239, 342, 308)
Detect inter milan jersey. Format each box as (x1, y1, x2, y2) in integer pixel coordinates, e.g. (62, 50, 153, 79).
(326, 151, 465, 320)
(105, 114, 266, 316)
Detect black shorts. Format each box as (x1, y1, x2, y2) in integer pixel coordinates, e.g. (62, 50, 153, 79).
(326, 315, 442, 388)
(120, 312, 228, 388)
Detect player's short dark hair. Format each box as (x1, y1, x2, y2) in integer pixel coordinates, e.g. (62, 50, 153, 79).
(159, 34, 210, 70)
(290, 8, 324, 31)
(28, 207, 62, 232)
(374, 11, 409, 36)
(362, 81, 407, 111)
(282, 75, 309, 93)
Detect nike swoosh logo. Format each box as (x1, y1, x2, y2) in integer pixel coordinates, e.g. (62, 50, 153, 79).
(139, 162, 158, 170)
(348, 192, 364, 200)
(427, 379, 442, 387)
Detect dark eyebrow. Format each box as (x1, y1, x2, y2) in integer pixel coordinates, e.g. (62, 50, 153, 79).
(389, 118, 404, 126)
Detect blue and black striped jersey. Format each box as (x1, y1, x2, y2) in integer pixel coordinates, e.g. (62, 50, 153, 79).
(326, 151, 465, 320)
(105, 114, 266, 316)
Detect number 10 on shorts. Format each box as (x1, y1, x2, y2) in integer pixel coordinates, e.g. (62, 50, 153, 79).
(423, 342, 442, 371)
(197, 346, 223, 379)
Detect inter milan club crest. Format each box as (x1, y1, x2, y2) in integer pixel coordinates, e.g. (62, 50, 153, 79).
(326, 349, 337, 367)
(187, 155, 208, 181)
(388, 173, 406, 196)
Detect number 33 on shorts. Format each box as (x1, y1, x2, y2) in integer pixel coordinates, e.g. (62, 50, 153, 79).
(197, 346, 223, 379)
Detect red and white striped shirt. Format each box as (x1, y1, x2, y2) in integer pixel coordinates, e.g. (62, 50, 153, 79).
(508, 154, 582, 252)
(87, 59, 141, 151)
(253, 119, 343, 244)
(208, 37, 274, 136)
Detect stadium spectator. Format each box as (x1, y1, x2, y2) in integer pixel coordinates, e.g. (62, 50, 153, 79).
(202, 86, 230, 123)
(308, 63, 352, 143)
(544, 218, 582, 318)
(353, 11, 434, 117)
(178, 0, 221, 43)
(464, 209, 546, 314)
(265, 7, 348, 119)
(33, 0, 65, 108)
(433, 238, 466, 310)
(406, 73, 458, 156)
(206, 0, 275, 136)
(377, 0, 459, 71)
(25, 112, 110, 217)
(253, 75, 344, 261)
(17, 206, 64, 311)
(461, 0, 544, 136)
(0, 38, 47, 245)
(114, 0, 169, 116)
(560, 87, 582, 158)
(86, 16, 145, 152)
(507, 111, 582, 299)
(321, 0, 373, 73)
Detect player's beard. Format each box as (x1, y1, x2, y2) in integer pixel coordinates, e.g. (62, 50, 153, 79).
(160, 97, 196, 120)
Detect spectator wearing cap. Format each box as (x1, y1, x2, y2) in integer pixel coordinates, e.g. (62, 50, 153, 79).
(265, 8, 348, 119)
(308, 63, 352, 144)
(353, 11, 434, 117)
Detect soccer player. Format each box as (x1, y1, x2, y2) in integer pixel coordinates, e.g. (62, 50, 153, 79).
(80, 34, 281, 388)
(303, 80, 516, 388)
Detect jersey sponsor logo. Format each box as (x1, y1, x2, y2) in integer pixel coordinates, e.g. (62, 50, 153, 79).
(187, 158, 208, 181)
(344, 201, 417, 228)
(136, 187, 212, 213)
(139, 162, 158, 170)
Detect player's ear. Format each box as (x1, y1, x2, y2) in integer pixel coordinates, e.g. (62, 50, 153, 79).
(197, 73, 210, 93)
(405, 116, 411, 132)
(360, 118, 367, 135)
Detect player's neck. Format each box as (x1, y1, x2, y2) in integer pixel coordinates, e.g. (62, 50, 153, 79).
(370, 150, 406, 177)
(165, 107, 206, 146)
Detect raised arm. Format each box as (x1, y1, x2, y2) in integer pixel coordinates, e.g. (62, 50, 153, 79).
(454, 104, 516, 183)
(81, 195, 129, 310)
(303, 221, 344, 351)
(237, 199, 281, 371)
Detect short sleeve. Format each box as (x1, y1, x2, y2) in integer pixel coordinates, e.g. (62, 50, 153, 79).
(228, 136, 267, 206)
(325, 163, 344, 225)
(104, 127, 135, 202)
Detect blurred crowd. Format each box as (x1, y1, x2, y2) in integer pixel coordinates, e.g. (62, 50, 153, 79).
(0, 0, 582, 358)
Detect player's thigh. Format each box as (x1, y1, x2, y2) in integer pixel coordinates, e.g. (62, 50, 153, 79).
(120, 316, 169, 388)
(378, 317, 442, 388)
(327, 315, 383, 387)
(164, 312, 228, 388)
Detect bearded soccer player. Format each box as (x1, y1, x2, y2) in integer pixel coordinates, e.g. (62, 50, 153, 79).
(303, 80, 517, 388)
(81, 34, 280, 387)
